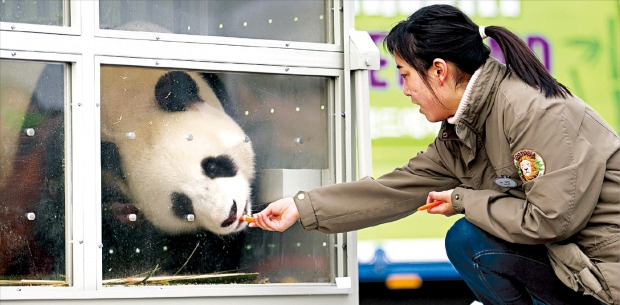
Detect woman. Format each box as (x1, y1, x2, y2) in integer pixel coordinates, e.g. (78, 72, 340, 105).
(250, 4, 619, 305)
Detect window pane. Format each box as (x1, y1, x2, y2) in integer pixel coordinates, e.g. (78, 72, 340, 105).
(100, 66, 332, 285)
(99, 0, 330, 43)
(0, 60, 67, 286)
(0, 0, 65, 26)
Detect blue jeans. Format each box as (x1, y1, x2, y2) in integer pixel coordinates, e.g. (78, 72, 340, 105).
(445, 218, 602, 305)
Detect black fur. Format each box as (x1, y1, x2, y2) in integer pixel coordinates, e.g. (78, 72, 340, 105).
(200, 72, 238, 118)
(171, 192, 195, 220)
(154, 71, 203, 112)
(202, 155, 238, 179)
(101, 196, 245, 278)
(101, 142, 125, 180)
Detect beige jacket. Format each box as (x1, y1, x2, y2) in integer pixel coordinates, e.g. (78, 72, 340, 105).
(294, 58, 620, 304)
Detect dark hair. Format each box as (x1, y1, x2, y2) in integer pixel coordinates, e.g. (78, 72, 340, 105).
(384, 4, 570, 98)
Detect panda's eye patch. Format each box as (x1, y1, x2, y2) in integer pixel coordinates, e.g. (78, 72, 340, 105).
(155, 71, 203, 112)
(202, 155, 237, 179)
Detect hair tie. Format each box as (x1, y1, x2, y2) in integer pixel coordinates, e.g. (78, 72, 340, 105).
(479, 26, 487, 40)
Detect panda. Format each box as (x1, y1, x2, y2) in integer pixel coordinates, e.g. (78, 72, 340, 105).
(97, 66, 256, 278)
(1, 61, 256, 279)
(100, 66, 255, 236)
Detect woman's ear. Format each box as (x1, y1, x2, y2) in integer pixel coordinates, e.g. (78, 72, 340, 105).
(432, 58, 448, 85)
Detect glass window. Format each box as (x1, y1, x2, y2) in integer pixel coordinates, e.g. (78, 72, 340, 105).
(99, 0, 331, 43)
(0, 60, 67, 286)
(0, 0, 65, 26)
(99, 65, 332, 285)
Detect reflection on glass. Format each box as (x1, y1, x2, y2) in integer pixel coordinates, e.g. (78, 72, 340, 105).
(0, 0, 65, 26)
(0, 60, 66, 285)
(99, 0, 330, 43)
(99, 65, 332, 285)
(225, 73, 329, 170)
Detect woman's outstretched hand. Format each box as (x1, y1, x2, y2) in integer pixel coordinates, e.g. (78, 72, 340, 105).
(249, 197, 300, 232)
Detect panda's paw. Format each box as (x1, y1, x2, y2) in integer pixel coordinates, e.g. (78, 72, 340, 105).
(109, 202, 143, 224)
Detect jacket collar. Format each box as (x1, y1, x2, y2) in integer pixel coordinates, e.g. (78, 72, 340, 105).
(438, 58, 508, 161)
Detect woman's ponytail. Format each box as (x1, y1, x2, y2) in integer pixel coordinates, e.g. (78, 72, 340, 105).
(484, 26, 571, 98)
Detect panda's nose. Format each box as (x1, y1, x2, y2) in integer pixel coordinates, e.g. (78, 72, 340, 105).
(220, 200, 238, 227)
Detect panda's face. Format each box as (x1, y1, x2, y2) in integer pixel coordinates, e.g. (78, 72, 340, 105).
(100, 67, 255, 235)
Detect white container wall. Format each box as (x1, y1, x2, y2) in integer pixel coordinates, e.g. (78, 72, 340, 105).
(0, 1, 376, 304)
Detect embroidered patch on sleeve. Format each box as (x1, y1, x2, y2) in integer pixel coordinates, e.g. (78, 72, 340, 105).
(513, 149, 545, 182)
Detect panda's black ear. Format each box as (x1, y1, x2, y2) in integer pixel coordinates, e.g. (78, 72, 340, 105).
(155, 71, 203, 112)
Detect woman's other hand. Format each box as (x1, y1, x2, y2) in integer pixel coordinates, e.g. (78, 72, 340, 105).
(426, 190, 457, 216)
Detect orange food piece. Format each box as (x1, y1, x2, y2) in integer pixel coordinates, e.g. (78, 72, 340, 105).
(240, 215, 254, 223)
(417, 200, 444, 211)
